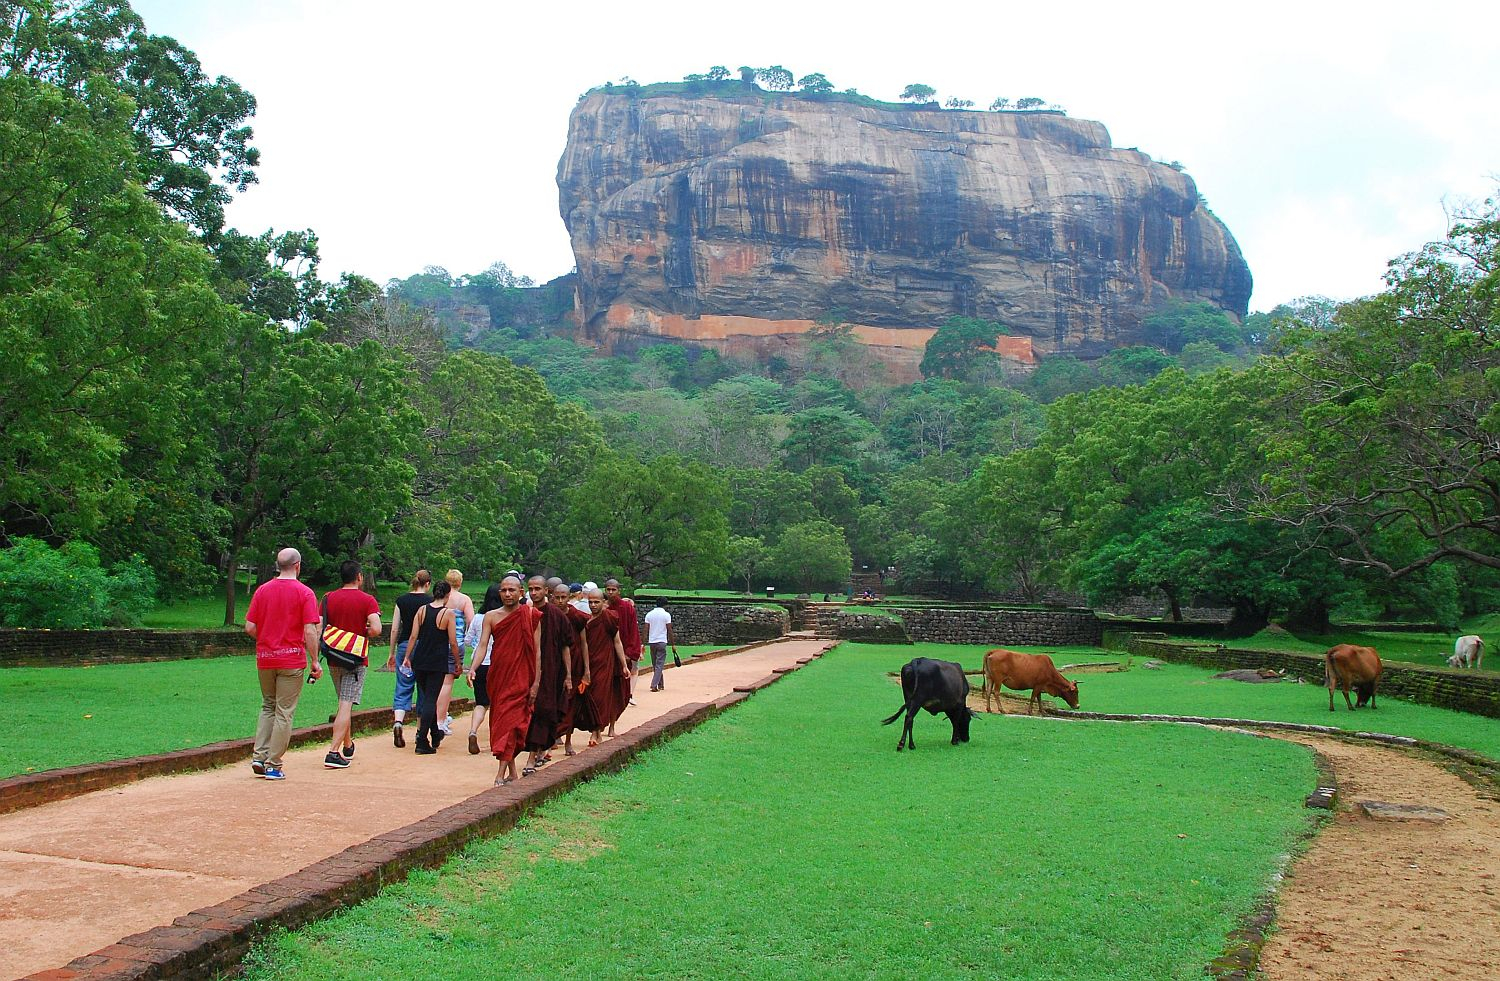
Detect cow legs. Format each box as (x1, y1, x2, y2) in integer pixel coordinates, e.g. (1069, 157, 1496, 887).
(1342, 685, 1355, 711)
(897, 707, 916, 751)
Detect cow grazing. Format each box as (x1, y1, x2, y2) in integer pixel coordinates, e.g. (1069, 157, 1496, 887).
(1453, 635, 1485, 670)
(981, 649, 1080, 715)
(1324, 644, 1382, 711)
(880, 657, 975, 751)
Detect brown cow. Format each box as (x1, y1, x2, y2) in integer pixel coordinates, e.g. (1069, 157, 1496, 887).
(1325, 644, 1382, 712)
(982, 649, 1080, 715)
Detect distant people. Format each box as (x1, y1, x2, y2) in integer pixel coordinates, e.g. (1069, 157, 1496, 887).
(571, 581, 595, 614)
(320, 560, 382, 770)
(524, 576, 574, 774)
(644, 599, 677, 692)
(401, 580, 461, 754)
(386, 569, 431, 748)
(436, 570, 475, 737)
(604, 578, 641, 704)
(475, 576, 542, 785)
(555, 580, 592, 756)
(244, 547, 321, 780)
(462, 583, 504, 754)
(583, 587, 629, 744)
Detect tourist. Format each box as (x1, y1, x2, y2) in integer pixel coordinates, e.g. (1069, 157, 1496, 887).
(435, 569, 474, 737)
(401, 580, 461, 754)
(524, 575, 574, 774)
(244, 547, 321, 780)
(570, 581, 592, 614)
(462, 583, 504, 754)
(583, 587, 629, 744)
(385, 569, 431, 748)
(604, 578, 642, 704)
(644, 598, 677, 692)
(475, 576, 542, 785)
(320, 560, 382, 769)
(554, 580, 592, 756)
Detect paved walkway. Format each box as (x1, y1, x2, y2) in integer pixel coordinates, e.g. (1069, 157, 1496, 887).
(0, 639, 827, 980)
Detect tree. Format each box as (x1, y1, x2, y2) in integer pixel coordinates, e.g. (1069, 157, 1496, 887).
(3, 1, 260, 239)
(1142, 300, 1241, 353)
(769, 519, 851, 593)
(899, 83, 936, 103)
(1015, 96, 1046, 110)
(706, 65, 730, 81)
(1095, 345, 1175, 388)
(781, 407, 878, 472)
(738, 65, 757, 83)
(0, 70, 233, 581)
(728, 468, 816, 540)
(552, 454, 729, 585)
(919, 316, 1010, 380)
(944, 97, 974, 109)
(797, 72, 833, 94)
(1025, 354, 1098, 402)
(1242, 195, 1500, 576)
(756, 65, 793, 91)
(726, 535, 769, 594)
(988, 97, 1011, 111)
(207, 322, 419, 623)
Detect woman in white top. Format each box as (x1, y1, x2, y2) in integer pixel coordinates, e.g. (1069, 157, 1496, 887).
(436, 569, 476, 735)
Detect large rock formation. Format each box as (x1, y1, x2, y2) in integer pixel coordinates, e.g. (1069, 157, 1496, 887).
(558, 89, 1251, 380)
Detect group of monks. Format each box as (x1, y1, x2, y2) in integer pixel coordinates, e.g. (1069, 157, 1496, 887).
(476, 575, 641, 785)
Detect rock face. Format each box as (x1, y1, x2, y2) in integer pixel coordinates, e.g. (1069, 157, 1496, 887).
(558, 90, 1252, 378)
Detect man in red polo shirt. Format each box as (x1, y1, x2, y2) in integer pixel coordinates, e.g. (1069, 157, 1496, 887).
(244, 547, 321, 780)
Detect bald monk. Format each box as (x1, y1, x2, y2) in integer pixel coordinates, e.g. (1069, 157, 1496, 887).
(475, 576, 542, 785)
(583, 587, 630, 745)
(554, 581, 592, 755)
(524, 576, 574, 774)
(605, 578, 642, 704)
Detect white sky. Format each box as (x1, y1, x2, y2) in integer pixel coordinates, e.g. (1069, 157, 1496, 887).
(134, 0, 1500, 311)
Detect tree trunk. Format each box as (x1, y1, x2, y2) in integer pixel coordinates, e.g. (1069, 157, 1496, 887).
(1162, 587, 1183, 623)
(1283, 597, 1331, 634)
(223, 546, 240, 627)
(1222, 601, 1270, 638)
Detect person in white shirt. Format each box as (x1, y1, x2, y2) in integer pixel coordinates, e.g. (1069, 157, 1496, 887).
(643, 600, 677, 692)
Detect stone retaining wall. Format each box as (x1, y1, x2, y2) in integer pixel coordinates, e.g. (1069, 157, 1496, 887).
(0, 628, 255, 666)
(831, 610, 912, 643)
(1109, 632, 1500, 719)
(894, 607, 1102, 646)
(634, 602, 789, 645)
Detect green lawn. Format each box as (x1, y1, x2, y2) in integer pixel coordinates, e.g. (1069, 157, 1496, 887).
(0, 646, 728, 778)
(244, 642, 1316, 980)
(1167, 626, 1486, 671)
(892, 642, 1500, 760)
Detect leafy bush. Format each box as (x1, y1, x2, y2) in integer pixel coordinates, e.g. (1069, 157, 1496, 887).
(0, 538, 158, 628)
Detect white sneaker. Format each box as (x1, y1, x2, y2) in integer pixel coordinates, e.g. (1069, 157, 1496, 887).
(439, 720, 452, 735)
(628, 697, 637, 706)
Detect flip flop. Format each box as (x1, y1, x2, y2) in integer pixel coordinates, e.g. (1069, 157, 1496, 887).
(564, 749, 577, 757)
(538, 754, 552, 765)
(494, 778, 512, 787)
(522, 767, 536, 776)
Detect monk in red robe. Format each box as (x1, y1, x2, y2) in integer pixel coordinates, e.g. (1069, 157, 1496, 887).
(583, 588, 629, 745)
(523, 576, 573, 773)
(605, 578, 642, 702)
(476, 576, 542, 785)
(553, 581, 591, 754)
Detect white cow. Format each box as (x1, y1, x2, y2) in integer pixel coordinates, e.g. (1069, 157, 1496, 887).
(1450, 635, 1484, 670)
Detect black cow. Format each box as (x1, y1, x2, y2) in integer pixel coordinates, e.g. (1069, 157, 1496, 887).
(880, 657, 975, 751)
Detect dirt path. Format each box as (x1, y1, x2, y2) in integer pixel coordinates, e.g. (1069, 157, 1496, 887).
(974, 690, 1500, 979)
(1258, 733, 1500, 981)
(0, 639, 827, 980)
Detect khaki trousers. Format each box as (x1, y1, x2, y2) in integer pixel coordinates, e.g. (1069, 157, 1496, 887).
(253, 668, 305, 767)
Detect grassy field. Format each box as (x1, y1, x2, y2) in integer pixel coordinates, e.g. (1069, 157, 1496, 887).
(885, 642, 1500, 759)
(244, 642, 1316, 980)
(0, 646, 728, 778)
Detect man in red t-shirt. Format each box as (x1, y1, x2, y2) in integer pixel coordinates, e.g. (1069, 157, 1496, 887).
(320, 560, 383, 770)
(244, 547, 321, 779)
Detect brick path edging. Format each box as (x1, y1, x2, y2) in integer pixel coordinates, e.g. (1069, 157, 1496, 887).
(1, 640, 783, 817)
(24, 643, 834, 980)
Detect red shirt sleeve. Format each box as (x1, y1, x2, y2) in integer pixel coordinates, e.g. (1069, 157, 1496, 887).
(301, 588, 320, 625)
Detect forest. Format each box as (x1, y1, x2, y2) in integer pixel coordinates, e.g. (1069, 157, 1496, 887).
(2, 1, 1496, 634)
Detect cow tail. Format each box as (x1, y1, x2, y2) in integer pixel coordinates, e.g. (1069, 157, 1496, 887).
(881, 705, 904, 726)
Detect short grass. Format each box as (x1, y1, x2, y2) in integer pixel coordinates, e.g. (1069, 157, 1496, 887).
(892, 642, 1500, 760)
(244, 642, 1316, 980)
(0, 646, 727, 778)
(1170, 626, 1489, 671)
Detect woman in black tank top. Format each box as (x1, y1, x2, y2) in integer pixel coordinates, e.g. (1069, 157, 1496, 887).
(401, 581, 459, 753)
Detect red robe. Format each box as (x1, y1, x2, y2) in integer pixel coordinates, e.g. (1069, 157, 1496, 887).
(485, 605, 541, 762)
(610, 596, 642, 660)
(525, 602, 574, 752)
(560, 605, 593, 735)
(583, 609, 628, 731)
